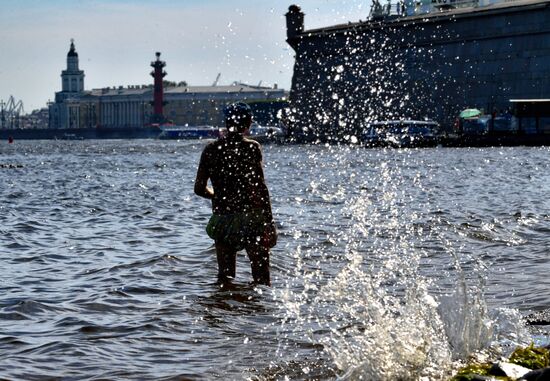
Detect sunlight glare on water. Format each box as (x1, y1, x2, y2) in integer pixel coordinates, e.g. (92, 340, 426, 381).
(276, 146, 535, 380)
(1, 141, 548, 380)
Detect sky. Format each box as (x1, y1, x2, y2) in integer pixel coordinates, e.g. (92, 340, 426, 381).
(0, 0, 372, 112)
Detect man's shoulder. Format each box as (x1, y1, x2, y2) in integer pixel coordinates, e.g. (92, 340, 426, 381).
(200, 140, 221, 161)
(204, 139, 222, 151)
(242, 137, 261, 149)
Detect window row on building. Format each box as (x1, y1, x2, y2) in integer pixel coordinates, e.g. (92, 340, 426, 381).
(49, 84, 287, 129)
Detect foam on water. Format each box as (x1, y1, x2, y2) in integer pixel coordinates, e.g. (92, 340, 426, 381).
(278, 150, 531, 380)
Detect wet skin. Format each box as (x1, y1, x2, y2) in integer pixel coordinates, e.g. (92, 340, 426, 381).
(195, 123, 275, 286)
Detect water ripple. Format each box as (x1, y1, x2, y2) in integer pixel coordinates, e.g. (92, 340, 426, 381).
(0, 141, 548, 379)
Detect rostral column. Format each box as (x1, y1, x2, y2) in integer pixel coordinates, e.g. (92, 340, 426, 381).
(150, 52, 167, 124)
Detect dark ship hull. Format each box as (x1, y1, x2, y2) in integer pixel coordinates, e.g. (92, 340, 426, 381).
(285, 0, 550, 140)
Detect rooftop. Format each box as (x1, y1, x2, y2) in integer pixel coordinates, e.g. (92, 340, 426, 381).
(166, 84, 284, 94)
(509, 99, 550, 102)
(302, 0, 550, 35)
(85, 83, 285, 98)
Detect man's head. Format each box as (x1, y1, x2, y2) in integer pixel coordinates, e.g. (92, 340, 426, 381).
(224, 102, 253, 133)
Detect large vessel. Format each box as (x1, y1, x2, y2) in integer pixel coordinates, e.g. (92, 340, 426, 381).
(284, 0, 550, 140)
(157, 125, 221, 140)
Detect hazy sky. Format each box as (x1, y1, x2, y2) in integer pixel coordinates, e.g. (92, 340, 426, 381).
(1, 0, 371, 112)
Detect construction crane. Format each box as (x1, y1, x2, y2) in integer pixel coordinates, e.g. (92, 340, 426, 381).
(0, 96, 25, 129)
(212, 73, 221, 87)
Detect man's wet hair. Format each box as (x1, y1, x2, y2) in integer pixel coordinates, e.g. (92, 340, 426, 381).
(224, 102, 253, 133)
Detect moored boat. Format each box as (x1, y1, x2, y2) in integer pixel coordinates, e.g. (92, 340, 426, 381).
(245, 123, 285, 143)
(362, 120, 440, 148)
(158, 125, 221, 140)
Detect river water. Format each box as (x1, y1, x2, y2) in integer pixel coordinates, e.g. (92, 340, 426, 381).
(0, 140, 549, 380)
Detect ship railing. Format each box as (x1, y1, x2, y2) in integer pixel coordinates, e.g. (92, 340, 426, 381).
(370, 0, 407, 20)
(432, 0, 480, 10)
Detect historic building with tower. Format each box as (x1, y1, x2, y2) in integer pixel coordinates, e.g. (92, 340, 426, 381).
(48, 41, 287, 130)
(49, 40, 87, 129)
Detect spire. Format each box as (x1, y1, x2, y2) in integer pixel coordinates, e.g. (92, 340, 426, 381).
(68, 38, 78, 57)
(61, 39, 85, 92)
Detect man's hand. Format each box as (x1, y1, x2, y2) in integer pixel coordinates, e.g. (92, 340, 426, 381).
(261, 221, 277, 248)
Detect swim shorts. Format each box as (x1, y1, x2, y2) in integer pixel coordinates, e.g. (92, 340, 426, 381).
(206, 209, 269, 251)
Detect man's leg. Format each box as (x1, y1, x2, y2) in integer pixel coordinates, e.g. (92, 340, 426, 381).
(246, 243, 270, 286)
(215, 244, 237, 284)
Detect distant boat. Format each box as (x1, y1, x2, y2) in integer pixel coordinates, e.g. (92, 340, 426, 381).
(362, 120, 440, 148)
(157, 123, 285, 142)
(59, 133, 84, 140)
(245, 123, 285, 143)
(158, 125, 221, 140)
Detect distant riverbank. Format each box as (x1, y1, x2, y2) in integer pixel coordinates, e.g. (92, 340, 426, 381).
(0, 126, 160, 140)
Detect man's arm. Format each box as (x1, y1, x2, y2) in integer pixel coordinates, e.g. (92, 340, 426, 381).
(257, 163, 273, 221)
(251, 146, 273, 222)
(247, 143, 273, 221)
(255, 158, 277, 248)
(194, 149, 214, 200)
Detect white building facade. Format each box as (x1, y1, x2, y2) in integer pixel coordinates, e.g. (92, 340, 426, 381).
(49, 43, 287, 129)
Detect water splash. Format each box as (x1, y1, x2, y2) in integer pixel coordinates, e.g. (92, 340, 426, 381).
(277, 150, 530, 380)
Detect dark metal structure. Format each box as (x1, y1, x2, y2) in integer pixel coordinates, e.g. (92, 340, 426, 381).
(511, 99, 550, 134)
(512, 99, 550, 117)
(285, 1, 550, 140)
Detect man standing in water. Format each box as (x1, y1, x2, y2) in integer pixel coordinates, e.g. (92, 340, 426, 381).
(194, 102, 276, 286)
